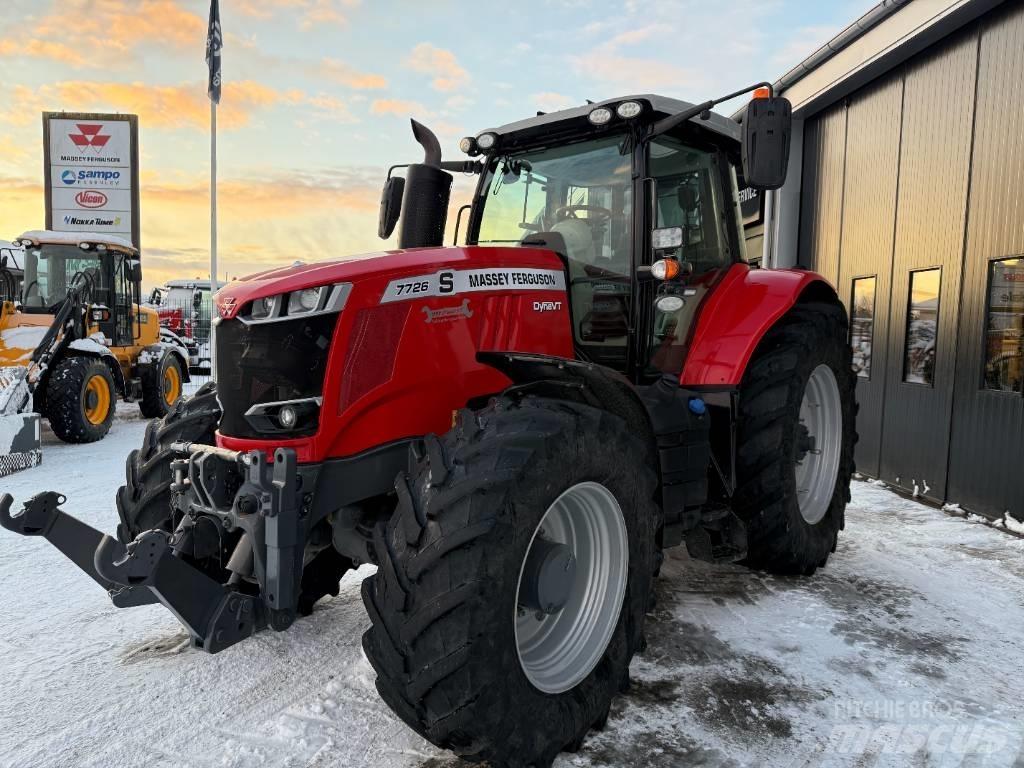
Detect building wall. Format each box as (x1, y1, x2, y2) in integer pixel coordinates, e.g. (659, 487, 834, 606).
(796, 2, 1024, 519)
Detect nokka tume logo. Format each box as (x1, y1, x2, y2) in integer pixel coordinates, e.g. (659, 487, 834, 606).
(75, 190, 108, 208)
(68, 124, 110, 150)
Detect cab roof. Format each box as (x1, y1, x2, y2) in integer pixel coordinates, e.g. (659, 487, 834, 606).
(16, 230, 138, 255)
(478, 94, 741, 150)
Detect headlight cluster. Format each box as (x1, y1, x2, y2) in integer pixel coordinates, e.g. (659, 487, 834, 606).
(240, 282, 352, 325)
(588, 100, 645, 126)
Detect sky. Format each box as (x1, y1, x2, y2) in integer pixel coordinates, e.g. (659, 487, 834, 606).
(0, 0, 876, 289)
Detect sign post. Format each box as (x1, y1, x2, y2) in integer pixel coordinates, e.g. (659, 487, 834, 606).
(42, 112, 140, 248)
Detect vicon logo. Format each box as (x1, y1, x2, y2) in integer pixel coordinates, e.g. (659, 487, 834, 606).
(75, 190, 108, 208)
(68, 124, 110, 150)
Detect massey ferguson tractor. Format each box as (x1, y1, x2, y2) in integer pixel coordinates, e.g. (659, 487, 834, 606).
(0, 84, 855, 767)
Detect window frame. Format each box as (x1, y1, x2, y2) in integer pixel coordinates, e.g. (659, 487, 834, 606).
(980, 255, 1024, 396)
(849, 274, 878, 381)
(901, 266, 943, 388)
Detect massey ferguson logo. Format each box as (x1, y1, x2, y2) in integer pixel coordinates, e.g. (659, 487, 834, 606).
(217, 296, 237, 318)
(533, 301, 563, 313)
(75, 190, 108, 208)
(68, 124, 110, 150)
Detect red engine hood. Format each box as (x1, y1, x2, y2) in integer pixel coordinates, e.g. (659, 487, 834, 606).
(213, 246, 563, 320)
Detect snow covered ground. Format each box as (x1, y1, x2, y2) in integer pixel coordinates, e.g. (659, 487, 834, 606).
(1, 405, 1022, 768)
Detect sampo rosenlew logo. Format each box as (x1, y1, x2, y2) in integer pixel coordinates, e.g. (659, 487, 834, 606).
(75, 190, 108, 208)
(68, 124, 110, 149)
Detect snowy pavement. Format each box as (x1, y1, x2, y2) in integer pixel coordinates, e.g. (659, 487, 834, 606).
(1, 406, 1023, 768)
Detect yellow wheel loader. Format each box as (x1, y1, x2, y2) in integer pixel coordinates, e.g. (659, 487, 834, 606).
(0, 231, 190, 471)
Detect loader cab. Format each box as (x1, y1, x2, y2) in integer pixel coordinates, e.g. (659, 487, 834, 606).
(465, 96, 749, 380)
(19, 239, 140, 347)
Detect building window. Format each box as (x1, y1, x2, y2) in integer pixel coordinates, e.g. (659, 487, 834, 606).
(984, 257, 1024, 393)
(850, 277, 876, 379)
(903, 268, 941, 386)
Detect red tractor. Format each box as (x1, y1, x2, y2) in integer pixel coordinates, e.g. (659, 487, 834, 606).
(1, 84, 855, 768)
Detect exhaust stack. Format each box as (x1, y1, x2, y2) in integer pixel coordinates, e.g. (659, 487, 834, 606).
(398, 120, 453, 249)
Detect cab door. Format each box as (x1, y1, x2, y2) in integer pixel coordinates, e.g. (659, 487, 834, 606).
(109, 254, 135, 347)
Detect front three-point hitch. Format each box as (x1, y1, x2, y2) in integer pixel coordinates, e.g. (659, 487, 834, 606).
(0, 443, 312, 653)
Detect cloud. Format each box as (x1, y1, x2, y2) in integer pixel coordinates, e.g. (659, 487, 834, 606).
(6, 80, 348, 132)
(235, 0, 360, 29)
(371, 99, 428, 117)
(0, 40, 86, 67)
(532, 92, 576, 113)
(33, 0, 205, 55)
(320, 58, 388, 89)
(404, 43, 469, 92)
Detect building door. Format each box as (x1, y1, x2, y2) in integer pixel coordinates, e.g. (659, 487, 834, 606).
(877, 35, 978, 502)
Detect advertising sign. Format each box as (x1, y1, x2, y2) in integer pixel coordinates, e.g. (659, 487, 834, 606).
(43, 112, 140, 248)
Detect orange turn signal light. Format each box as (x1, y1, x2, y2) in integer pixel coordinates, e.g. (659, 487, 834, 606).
(651, 258, 681, 281)
(753, 87, 771, 100)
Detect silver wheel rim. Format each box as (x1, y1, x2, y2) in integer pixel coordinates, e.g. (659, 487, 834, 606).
(795, 363, 843, 524)
(514, 481, 629, 695)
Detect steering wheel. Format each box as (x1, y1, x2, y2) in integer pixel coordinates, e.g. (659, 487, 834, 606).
(554, 204, 612, 223)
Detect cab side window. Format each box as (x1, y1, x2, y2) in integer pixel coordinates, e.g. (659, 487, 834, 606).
(648, 139, 730, 274)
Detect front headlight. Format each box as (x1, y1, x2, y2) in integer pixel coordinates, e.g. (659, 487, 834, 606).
(288, 287, 324, 315)
(240, 282, 352, 325)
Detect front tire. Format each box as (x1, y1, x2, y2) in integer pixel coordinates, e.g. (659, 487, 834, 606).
(45, 356, 116, 444)
(361, 397, 657, 768)
(116, 381, 221, 542)
(139, 353, 185, 419)
(732, 301, 856, 575)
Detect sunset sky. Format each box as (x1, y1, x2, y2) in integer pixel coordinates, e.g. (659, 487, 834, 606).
(1, 0, 874, 289)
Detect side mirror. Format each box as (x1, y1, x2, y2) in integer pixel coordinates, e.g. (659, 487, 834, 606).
(148, 288, 161, 305)
(193, 291, 203, 311)
(129, 261, 143, 284)
(742, 96, 792, 190)
(378, 176, 405, 239)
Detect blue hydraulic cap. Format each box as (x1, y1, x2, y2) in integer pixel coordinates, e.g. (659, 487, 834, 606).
(688, 397, 706, 415)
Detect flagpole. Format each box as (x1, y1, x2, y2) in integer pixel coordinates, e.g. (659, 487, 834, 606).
(211, 99, 217, 291)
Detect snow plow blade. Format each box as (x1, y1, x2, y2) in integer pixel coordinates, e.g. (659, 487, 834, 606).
(0, 492, 156, 608)
(0, 367, 41, 478)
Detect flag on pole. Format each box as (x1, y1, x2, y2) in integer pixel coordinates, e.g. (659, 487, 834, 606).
(206, 0, 222, 104)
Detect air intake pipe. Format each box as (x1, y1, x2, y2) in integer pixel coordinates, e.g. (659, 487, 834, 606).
(398, 120, 453, 249)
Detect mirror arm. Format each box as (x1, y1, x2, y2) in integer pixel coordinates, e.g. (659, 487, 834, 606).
(648, 81, 773, 141)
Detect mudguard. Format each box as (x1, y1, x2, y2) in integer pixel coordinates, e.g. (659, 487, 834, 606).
(138, 343, 191, 382)
(65, 337, 129, 394)
(680, 264, 840, 388)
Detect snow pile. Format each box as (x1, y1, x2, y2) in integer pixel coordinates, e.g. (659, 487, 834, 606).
(1003, 514, 1024, 536)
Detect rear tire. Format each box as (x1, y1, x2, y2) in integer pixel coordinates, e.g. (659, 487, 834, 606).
(116, 381, 221, 542)
(361, 397, 657, 768)
(45, 356, 116, 444)
(139, 354, 185, 419)
(732, 302, 856, 575)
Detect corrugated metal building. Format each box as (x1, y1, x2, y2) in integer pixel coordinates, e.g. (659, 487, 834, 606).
(753, 0, 1023, 521)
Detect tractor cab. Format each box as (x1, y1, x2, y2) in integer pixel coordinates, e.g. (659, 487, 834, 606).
(381, 86, 791, 381)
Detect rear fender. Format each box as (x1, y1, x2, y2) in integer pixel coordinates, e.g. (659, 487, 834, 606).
(680, 264, 842, 387)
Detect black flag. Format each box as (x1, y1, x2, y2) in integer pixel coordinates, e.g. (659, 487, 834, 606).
(206, 0, 222, 104)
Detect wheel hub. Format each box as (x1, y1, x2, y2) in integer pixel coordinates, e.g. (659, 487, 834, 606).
(514, 481, 629, 694)
(518, 537, 577, 615)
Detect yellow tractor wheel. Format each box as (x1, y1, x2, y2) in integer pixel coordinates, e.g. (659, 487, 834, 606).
(140, 354, 186, 419)
(45, 356, 118, 443)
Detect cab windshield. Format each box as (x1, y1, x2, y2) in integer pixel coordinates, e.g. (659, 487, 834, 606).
(22, 244, 108, 310)
(475, 135, 634, 367)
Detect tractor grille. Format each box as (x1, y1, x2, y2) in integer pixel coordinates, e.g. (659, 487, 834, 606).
(214, 313, 339, 439)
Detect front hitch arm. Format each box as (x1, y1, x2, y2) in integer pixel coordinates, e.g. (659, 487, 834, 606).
(0, 492, 157, 608)
(94, 531, 267, 653)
